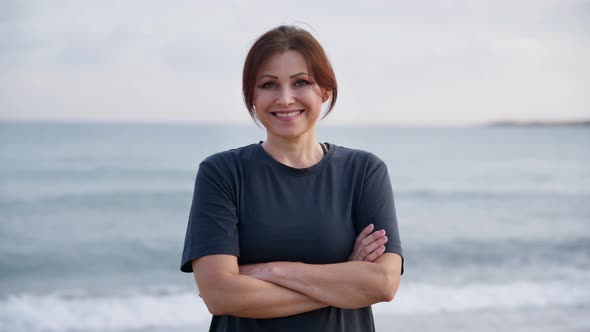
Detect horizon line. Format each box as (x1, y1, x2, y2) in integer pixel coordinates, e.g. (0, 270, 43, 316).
(1, 117, 589, 128)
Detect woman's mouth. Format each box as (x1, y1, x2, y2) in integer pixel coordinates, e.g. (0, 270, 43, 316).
(271, 110, 304, 120)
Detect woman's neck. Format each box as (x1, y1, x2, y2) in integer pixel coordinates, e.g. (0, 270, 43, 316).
(262, 133, 324, 169)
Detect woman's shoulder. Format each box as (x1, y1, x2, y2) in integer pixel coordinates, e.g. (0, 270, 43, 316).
(330, 144, 391, 183)
(199, 143, 260, 170)
(330, 143, 385, 166)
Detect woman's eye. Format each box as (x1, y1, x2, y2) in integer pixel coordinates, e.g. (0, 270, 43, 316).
(294, 80, 311, 87)
(259, 82, 278, 89)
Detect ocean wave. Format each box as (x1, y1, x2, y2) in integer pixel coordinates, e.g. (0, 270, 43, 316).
(375, 280, 589, 315)
(0, 165, 194, 178)
(398, 188, 590, 199)
(1, 280, 588, 332)
(406, 237, 590, 268)
(0, 189, 192, 207)
(0, 288, 209, 332)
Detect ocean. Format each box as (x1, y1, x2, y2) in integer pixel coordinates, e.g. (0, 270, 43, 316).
(1, 122, 589, 332)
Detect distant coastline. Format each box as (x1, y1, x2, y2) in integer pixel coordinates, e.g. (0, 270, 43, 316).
(487, 120, 590, 127)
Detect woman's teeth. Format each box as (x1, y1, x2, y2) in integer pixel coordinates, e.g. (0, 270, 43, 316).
(275, 110, 303, 118)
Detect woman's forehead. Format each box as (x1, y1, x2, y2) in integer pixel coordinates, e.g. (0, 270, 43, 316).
(258, 50, 310, 76)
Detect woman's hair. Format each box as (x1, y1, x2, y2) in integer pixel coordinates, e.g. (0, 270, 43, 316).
(242, 25, 338, 120)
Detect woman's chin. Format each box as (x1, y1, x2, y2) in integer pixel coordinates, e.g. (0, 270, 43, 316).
(266, 127, 316, 141)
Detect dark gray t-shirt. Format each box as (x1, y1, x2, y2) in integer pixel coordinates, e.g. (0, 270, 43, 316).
(181, 143, 403, 331)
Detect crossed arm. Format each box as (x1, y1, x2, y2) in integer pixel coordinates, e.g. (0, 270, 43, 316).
(192, 224, 402, 318)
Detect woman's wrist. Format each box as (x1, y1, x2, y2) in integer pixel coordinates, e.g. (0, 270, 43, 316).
(267, 261, 286, 283)
(268, 261, 298, 284)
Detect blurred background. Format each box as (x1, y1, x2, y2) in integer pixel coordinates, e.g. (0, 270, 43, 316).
(1, 1, 589, 331)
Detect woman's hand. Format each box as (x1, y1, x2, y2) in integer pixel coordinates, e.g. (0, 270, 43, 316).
(349, 224, 388, 262)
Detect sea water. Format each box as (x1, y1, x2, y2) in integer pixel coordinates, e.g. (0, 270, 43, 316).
(1, 122, 589, 332)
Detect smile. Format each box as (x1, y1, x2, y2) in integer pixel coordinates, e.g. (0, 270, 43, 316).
(271, 110, 304, 120)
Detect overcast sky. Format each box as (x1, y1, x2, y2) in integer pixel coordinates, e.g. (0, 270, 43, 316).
(1, 0, 588, 126)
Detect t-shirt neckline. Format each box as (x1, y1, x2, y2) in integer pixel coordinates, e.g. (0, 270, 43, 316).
(256, 142, 336, 176)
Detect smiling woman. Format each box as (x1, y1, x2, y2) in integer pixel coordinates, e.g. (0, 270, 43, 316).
(181, 25, 403, 331)
(252, 50, 326, 149)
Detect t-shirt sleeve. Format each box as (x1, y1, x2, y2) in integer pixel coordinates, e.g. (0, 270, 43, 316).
(180, 159, 239, 273)
(356, 153, 404, 274)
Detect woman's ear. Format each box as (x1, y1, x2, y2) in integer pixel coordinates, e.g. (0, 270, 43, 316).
(322, 91, 332, 103)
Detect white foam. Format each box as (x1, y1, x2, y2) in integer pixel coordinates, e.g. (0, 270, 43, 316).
(0, 288, 210, 332)
(373, 280, 589, 315)
(1, 280, 588, 331)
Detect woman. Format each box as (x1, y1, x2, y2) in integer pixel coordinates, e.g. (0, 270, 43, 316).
(181, 25, 403, 331)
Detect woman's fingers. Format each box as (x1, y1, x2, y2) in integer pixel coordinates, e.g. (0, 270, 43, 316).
(361, 229, 386, 247)
(360, 235, 388, 259)
(349, 226, 388, 261)
(354, 224, 375, 246)
(364, 245, 386, 262)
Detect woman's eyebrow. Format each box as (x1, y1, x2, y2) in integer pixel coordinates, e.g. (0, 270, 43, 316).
(289, 72, 308, 78)
(257, 74, 277, 79)
(257, 72, 309, 79)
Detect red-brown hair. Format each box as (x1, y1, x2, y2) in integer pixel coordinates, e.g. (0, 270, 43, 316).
(242, 25, 338, 121)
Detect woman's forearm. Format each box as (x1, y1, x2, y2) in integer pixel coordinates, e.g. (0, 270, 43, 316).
(207, 273, 328, 318)
(243, 254, 402, 309)
(193, 256, 328, 319)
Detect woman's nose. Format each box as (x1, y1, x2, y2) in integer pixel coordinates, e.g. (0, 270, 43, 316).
(275, 87, 295, 106)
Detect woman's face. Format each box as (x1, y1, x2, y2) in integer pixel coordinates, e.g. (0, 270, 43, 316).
(253, 50, 328, 141)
